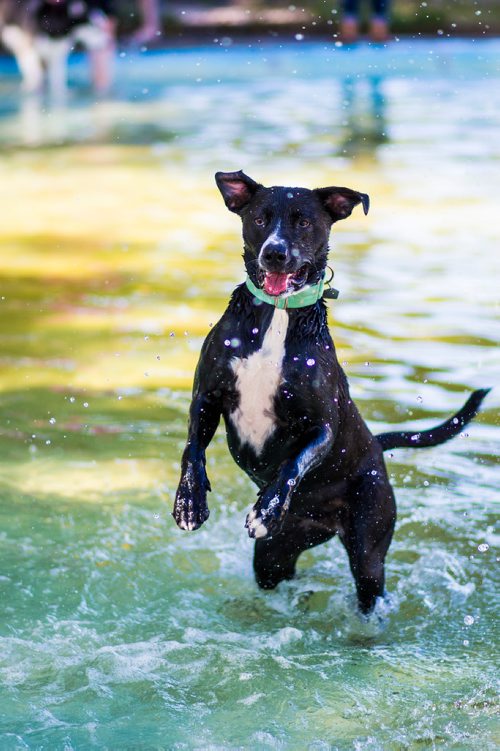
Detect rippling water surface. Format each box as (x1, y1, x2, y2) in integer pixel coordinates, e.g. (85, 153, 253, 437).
(0, 39, 498, 750)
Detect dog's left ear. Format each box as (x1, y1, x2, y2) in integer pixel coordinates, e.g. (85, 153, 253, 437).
(314, 187, 370, 223)
(215, 170, 262, 213)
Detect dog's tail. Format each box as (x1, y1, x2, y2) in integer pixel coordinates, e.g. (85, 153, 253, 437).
(376, 388, 490, 452)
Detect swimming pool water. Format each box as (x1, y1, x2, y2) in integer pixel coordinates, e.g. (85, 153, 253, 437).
(0, 39, 498, 750)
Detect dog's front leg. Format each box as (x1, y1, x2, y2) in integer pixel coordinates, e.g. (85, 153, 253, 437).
(173, 392, 221, 531)
(246, 424, 334, 539)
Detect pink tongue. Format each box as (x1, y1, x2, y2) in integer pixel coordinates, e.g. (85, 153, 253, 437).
(264, 273, 288, 296)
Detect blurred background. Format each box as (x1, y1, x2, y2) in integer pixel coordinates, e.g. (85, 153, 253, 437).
(0, 2, 499, 750)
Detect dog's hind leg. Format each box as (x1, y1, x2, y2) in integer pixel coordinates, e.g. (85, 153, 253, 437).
(253, 518, 335, 589)
(341, 465, 397, 614)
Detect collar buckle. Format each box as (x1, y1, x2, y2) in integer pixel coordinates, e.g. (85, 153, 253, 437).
(323, 265, 340, 300)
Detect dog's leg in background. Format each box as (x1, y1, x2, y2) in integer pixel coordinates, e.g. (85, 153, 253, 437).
(173, 392, 221, 531)
(1, 25, 43, 93)
(36, 36, 71, 104)
(341, 465, 396, 614)
(246, 424, 334, 539)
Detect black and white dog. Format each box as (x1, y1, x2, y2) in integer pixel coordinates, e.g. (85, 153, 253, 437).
(173, 171, 489, 615)
(0, 1, 110, 95)
(35, 1, 111, 97)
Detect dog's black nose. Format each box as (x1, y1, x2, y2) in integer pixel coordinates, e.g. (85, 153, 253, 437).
(261, 243, 287, 269)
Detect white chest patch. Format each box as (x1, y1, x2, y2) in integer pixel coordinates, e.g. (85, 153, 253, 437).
(230, 307, 289, 455)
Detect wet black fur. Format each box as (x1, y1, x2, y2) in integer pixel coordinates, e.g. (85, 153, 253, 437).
(173, 171, 489, 615)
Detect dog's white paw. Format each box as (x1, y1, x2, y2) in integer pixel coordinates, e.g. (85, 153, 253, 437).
(246, 490, 290, 539)
(245, 508, 269, 539)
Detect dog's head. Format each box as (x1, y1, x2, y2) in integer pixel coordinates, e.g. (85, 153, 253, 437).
(215, 170, 369, 297)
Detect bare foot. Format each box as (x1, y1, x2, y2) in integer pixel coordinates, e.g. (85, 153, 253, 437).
(370, 18, 390, 43)
(340, 18, 359, 44)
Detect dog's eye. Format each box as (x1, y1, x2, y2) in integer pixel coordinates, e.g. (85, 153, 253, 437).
(298, 218, 311, 228)
(254, 217, 265, 227)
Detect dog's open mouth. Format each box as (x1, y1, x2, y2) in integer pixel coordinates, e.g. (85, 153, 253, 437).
(262, 265, 310, 296)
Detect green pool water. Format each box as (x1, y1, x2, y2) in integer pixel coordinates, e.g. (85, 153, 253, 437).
(0, 40, 499, 750)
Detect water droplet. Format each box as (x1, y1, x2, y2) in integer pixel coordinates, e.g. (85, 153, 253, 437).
(144, 336, 149, 341)
(371, 470, 378, 476)
(295, 33, 304, 41)
(364, 361, 370, 367)
(156, 355, 161, 361)
(45, 439, 51, 445)
(83, 402, 89, 408)
(306, 358, 315, 367)
(170, 332, 175, 337)
(287, 479, 296, 486)
(464, 615, 474, 626)
(69, 396, 75, 403)
(252, 327, 259, 335)
(463, 639, 469, 647)
(230, 338, 241, 348)
(49, 417, 56, 425)
(417, 396, 423, 403)
(478, 543, 489, 553)
(224, 339, 231, 347)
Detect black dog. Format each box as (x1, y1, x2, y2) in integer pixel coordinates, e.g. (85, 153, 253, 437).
(173, 170, 489, 615)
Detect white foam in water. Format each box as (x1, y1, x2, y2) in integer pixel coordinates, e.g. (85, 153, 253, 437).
(262, 626, 303, 649)
(398, 549, 477, 611)
(250, 731, 282, 749)
(238, 691, 265, 706)
(344, 592, 399, 640)
(353, 738, 384, 751)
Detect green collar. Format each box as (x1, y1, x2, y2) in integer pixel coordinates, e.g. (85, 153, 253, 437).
(245, 272, 338, 309)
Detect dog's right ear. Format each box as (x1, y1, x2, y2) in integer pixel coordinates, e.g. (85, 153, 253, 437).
(215, 170, 262, 213)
